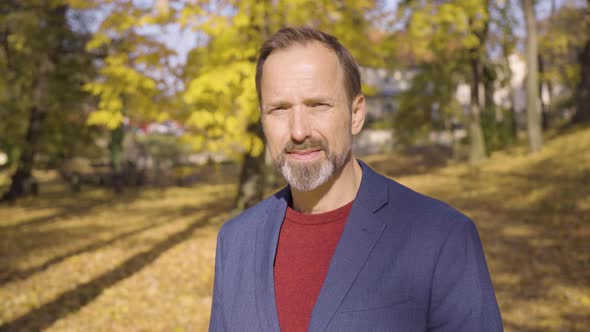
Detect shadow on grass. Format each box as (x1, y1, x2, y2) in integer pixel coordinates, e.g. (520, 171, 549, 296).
(0, 217, 171, 285)
(0, 186, 141, 232)
(0, 199, 229, 332)
(0, 187, 148, 276)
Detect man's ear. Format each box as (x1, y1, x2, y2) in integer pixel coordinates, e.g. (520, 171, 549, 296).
(351, 94, 366, 136)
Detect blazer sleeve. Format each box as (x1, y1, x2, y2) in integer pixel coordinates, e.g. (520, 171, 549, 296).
(209, 231, 225, 332)
(427, 217, 503, 332)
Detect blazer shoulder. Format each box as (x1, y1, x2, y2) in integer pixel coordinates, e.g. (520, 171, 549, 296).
(383, 175, 474, 234)
(358, 160, 473, 231)
(217, 188, 283, 239)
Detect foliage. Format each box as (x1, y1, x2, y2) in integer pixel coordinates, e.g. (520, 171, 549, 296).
(394, 0, 491, 148)
(480, 106, 516, 152)
(538, 2, 589, 97)
(404, 0, 488, 63)
(0, 1, 99, 169)
(394, 63, 464, 144)
(391, 0, 537, 158)
(82, 0, 178, 130)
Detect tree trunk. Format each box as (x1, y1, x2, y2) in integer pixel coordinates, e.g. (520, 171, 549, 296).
(466, 4, 489, 165)
(468, 55, 487, 164)
(523, 0, 543, 152)
(483, 64, 495, 112)
(1, 105, 44, 201)
(1, 4, 66, 202)
(571, 17, 590, 123)
(109, 125, 125, 193)
(234, 121, 266, 210)
(499, 0, 519, 141)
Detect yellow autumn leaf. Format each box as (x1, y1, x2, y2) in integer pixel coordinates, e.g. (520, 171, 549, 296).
(87, 109, 124, 129)
(86, 32, 111, 51)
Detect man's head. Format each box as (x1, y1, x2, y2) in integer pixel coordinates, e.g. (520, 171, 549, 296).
(256, 27, 366, 192)
(256, 27, 362, 106)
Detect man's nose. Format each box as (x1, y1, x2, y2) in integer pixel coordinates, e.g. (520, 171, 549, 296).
(289, 106, 312, 143)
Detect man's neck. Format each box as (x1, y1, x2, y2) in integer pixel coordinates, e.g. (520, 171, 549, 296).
(290, 155, 363, 214)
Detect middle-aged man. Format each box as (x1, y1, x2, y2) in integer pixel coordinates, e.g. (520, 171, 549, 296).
(209, 26, 503, 332)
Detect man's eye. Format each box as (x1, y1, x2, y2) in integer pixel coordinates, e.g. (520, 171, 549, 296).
(311, 103, 330, 110)
(265, 106, 285, 114)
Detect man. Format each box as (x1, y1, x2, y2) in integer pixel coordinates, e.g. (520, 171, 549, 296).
(209, 26, 503, 332)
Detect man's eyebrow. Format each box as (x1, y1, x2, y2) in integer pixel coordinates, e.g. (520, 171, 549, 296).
(263, 95, 334, 108)
(264, 101, 292, 108)
(303, 96, 333, 104)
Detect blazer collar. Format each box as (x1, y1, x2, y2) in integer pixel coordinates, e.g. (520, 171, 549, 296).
(254, 160, 389, 331)
(308, 160, 389, 331)
(349, 159, 389, 213)
(254, 186, 289, 331)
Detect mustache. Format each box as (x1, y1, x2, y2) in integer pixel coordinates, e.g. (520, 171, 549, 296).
(283, 138, 328, 153)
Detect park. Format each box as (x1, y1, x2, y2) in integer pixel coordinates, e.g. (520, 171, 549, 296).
(1, 0, 590, 331)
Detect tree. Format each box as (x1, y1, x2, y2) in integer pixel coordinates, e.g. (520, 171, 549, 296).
(82, 0, 177, 192)
(398, 0, 491, 163)
(0, 1, 96, 201)
(522, 0, 542, 152)
(535, 1, 587, 125)
(182, 0, 270, 210)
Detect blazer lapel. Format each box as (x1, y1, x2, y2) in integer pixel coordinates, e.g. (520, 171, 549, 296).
(307, 161, 389, 332)
(254, 187, 290, 332)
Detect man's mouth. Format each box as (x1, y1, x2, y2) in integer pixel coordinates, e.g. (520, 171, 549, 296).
(286, 149, 322, 160)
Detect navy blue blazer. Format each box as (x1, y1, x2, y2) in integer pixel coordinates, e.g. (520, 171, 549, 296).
(209, 160, 503, 331)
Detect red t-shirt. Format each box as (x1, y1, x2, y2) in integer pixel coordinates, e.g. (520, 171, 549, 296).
(274, 201, 354, 332)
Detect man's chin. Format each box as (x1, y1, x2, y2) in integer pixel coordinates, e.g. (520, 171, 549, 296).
(281, 159, 334, 192)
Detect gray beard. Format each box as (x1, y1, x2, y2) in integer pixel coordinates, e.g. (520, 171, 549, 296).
(280, 156, 335, 192)
(273, 139, 349, 192)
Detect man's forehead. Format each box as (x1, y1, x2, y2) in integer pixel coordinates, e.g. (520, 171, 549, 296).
(262, 57, 343, 99)
(263, 41, 340, 70)
(259, 41, 349, 106)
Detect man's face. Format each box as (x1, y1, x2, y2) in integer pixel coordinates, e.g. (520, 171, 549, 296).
(260, 42, 363, 192)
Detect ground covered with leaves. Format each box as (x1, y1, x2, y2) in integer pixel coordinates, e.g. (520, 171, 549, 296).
(1, 127, 589, 331)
